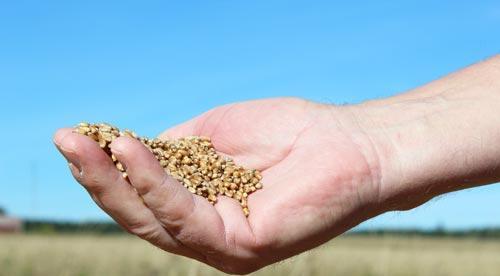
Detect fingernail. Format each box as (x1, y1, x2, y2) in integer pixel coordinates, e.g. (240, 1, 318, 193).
(110, 143, 123, 155)
(53, 129, 72, 148)
(68, 162, 82, 176)
(110, 147, 120, 155)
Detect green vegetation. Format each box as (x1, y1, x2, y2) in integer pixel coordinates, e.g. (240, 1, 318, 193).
(0, 206, 5, 216)
(21, 219, 500, 239)
(352, 228, 500, 239)
(23, 220, 124, 235)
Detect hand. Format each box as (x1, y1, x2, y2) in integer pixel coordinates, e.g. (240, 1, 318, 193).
(54, 98, 384, 274)
(54, 56, 500, 274)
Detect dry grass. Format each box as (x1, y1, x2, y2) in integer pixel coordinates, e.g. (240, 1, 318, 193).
(1, 234, 499, 276)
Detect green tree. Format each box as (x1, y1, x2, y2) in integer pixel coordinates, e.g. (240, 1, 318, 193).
(0, 206, 5, 216)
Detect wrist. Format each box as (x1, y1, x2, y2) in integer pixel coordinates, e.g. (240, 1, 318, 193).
(317, 103, 396, 215)
(346, 56, 500, 212)
(343, 101, 439, 212)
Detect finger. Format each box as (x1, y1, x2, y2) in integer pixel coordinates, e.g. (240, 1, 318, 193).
(53, 128, 204, 259)
(156, 104, 273, 170)
(212, 196, 260, 259)
(110, 136, 229, 256)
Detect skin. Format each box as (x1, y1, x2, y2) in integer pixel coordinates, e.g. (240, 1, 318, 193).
(54, 55, 500, 274)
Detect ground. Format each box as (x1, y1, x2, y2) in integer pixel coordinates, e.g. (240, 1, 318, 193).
(1, 234, 499, 276)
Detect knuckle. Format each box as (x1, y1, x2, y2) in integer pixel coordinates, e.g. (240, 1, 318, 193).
(247, 234, 269, 253)
(157, 202, 195, 236)
(128, 222, 160, 242)
(83, 172, 100, 187)
(153, 178, 195, 230)
(79, 168, 122, 196)
(69, 167, 84, 182)
(172, 228, 192, 242)
(80, 171, 107, 195)
(130, 172, 156, 196)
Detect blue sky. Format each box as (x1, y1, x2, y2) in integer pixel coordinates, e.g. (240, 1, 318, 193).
(0, 1, 499, 229)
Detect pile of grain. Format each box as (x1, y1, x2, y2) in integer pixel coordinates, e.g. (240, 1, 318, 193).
(74, 123, 262, 216)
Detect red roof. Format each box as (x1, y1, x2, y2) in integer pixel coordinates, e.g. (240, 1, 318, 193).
(0, 216, 22, 233)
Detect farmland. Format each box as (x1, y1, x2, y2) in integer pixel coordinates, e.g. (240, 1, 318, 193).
(1, 234, 499, 276)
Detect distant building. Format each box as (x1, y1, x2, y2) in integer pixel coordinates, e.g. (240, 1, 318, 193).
(0, 215, 22, 233)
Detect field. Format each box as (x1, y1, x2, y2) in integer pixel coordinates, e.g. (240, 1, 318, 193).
(1, 234, 499, 276)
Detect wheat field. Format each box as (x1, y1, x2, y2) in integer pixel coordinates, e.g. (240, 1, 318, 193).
(1, 234, 499, 276)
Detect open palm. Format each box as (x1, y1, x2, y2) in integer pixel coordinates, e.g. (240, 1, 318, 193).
(54, 98, 382, 274)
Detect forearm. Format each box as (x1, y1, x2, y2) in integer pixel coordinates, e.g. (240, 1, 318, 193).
(351, 55, 500, 211)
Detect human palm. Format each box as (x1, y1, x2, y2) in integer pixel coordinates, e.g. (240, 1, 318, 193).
(54, 98, 382, 274)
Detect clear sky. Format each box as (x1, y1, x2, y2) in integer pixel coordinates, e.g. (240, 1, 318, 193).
(0, 1, 499, 230)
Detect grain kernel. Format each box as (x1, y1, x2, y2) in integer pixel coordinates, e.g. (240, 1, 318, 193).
(73, 122, 263, 216)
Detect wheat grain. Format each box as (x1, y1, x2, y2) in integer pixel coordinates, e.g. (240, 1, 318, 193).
(73, 122, 263, 216)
